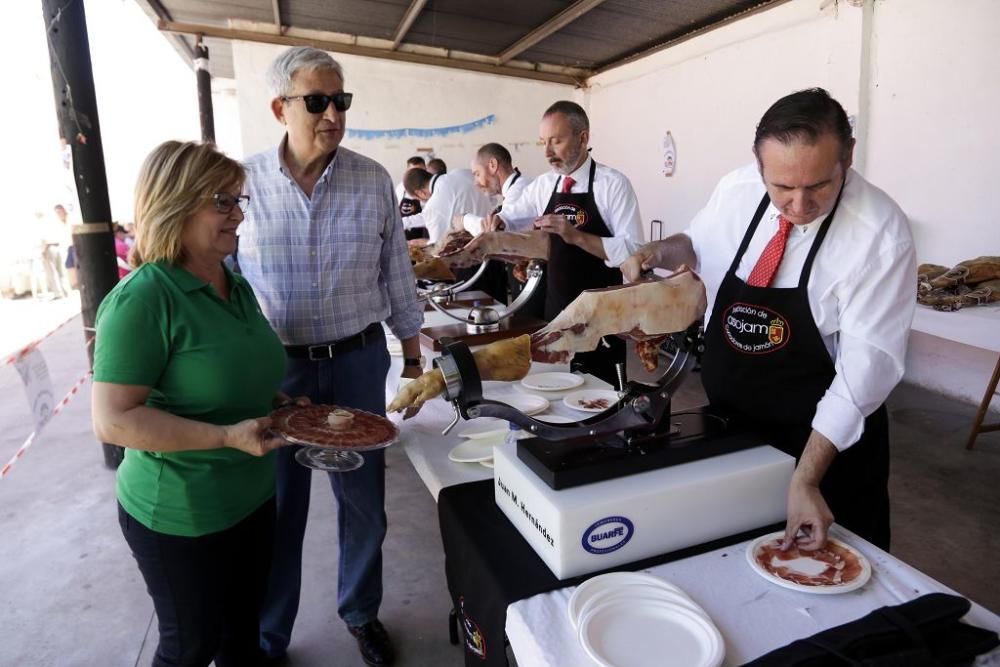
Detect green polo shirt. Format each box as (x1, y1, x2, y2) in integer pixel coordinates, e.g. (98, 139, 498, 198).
(94, 262, 287, 537)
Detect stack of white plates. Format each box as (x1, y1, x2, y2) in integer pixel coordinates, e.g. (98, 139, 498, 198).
(567, 572, 724, 667)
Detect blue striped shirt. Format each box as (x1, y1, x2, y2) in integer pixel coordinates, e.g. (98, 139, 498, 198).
(238, 141, 422, 345)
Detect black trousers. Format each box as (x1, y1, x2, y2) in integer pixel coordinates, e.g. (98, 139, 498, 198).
(119, 498, 275, 667)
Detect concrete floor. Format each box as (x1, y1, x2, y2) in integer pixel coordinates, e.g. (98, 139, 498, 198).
(0, 310, 997, 666)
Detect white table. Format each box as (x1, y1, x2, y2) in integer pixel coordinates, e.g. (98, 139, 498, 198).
(506, 526, 1000, 666)
(385, 312, 614, 499)
(911, 303, 1000, 449)
(911, 303, 1000, 353)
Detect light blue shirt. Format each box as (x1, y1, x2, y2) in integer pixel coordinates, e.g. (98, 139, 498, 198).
(238, 140, 422, 345)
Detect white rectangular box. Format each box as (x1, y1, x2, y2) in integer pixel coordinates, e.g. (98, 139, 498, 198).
(493, 443, 794, 580)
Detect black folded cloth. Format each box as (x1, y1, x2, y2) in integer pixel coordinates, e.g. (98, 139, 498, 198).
(741, 593, 999, 667)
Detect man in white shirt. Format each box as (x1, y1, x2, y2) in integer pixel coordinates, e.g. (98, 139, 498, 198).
(402, 167, 492, 244)
(623, 88, 916, 552)
(463, 142, 532, 302)
(395, 156, 429, 241)
(485, 100, 645, 381)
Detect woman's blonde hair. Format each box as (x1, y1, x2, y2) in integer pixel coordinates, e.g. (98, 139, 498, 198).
(131, 141, 245, 267)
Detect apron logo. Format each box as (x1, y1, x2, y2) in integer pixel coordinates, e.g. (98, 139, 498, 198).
(553, 203, 587, 228)
(722, 302, 791, 354)
(458, 596, 487, 659)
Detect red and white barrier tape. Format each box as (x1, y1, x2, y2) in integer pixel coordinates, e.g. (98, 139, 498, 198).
(1, 370, 93, 480)
(1, 312, 82, 367)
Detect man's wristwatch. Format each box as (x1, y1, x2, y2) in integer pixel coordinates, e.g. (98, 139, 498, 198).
(404, 356, 425, 367)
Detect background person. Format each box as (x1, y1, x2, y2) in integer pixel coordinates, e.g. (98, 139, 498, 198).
(91, 140, 291, 667)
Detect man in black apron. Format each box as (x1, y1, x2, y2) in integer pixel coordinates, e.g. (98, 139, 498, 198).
(623, 89, 917, 552)
(487, 101, 645, 384)
(398, 156, 430, 241)
(466, 143, 528, 304)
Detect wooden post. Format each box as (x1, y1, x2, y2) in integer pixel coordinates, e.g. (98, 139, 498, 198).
(195, 38, 216, 143)
(42, 0, 123, 468)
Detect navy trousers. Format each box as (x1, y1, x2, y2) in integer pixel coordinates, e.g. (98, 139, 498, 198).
(259, 334, 391, 656)
(120, 499, 275, 667)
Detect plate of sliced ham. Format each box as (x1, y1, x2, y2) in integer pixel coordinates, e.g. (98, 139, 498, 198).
(563, 389, 620, 413)
(746, 531, 871, 594)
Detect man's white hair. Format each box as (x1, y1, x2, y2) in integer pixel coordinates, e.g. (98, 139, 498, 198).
(267, 46, 344, 98)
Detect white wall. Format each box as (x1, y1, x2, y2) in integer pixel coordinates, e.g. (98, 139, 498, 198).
(865, 0, 1000, 267)
(586, 0, 862, 238)
(232, 42, 580, 185)
(584, 0, 999, 407)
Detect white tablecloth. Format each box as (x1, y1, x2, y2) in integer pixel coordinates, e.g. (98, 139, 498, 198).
(506, 526, 1000, 666)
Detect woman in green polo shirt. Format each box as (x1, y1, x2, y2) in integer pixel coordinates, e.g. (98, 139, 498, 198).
(92, 141, 289, 667)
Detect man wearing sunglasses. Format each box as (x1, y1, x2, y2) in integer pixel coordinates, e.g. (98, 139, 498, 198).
(237, 46, 422, 667)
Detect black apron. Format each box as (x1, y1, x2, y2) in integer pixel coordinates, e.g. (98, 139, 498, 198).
(543, 159, 624, 384)
(399, 194, 422, 218)
(400, 195, 428, 241)
(700, 190, 891, 550)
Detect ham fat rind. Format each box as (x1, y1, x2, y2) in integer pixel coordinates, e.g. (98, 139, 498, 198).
(530, 267, 707, 365)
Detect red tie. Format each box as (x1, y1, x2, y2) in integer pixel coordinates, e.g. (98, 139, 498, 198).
(561, 176, 575, 193)
(746, 215, 794, 287)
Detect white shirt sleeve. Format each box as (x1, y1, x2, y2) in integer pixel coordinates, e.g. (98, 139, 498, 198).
(497, 176, 551, 230)
(811, 238, 917, 450)
(421, 187, 451, 244)
(597, 171, 645, 267)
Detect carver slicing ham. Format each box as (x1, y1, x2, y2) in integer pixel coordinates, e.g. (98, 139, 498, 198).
(477, 101, 645, 383)
(622, 89, 917, 554)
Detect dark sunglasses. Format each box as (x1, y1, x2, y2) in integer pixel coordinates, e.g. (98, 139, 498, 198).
(212, 193, 250, 214)
(282, 92, 353, 114)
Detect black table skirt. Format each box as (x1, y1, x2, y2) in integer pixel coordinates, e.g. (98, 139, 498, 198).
(438, 478, 781, 667)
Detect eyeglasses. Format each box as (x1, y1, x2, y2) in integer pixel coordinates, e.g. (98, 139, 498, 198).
(282, 92, 353, 114)
(212, 193, 250, 214)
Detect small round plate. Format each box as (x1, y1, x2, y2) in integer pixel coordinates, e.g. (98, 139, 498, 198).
(478, 459, 494, 469)
(563, 389, 619, 413)
(490, 393, 549, 416)
(578, 597, 724, 667)
(458, 418, 508, 439)
(520, 372, 585, 392)
(448, 436, 500, 463)
(745, 531, 872, 594)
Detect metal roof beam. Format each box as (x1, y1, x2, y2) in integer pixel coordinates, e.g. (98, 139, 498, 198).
(159, 20, 589, 86)
(391, 0, 428, 50)
(496, 0, 607, 65)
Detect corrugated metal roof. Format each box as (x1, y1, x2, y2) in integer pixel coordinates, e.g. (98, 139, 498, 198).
(135, 0, 783, 83)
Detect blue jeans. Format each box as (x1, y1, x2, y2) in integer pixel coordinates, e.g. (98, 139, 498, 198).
(259, 334, 391, 657)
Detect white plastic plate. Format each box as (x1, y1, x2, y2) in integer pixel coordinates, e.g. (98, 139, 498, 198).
(520, 372, 585, 392)
(448, 436, 500, 463)
(457, 418, 508, 439)
(563, 389, 620, 413)
(568, 571, 695, 631)
(578, 597, 724, 667)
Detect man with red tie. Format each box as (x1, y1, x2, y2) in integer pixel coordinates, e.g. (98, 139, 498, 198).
(485, 100, 645, 382)
(623, 88, 916, 553)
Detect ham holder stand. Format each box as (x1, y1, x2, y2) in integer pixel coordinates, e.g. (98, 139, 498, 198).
(431, 327, 796, 579)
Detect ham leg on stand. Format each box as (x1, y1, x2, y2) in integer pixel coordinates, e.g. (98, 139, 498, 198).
(412, 231, 550, 281)
(389, 267, 707, 412)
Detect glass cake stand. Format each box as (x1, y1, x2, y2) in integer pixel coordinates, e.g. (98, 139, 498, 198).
(292, 440, 395, 473)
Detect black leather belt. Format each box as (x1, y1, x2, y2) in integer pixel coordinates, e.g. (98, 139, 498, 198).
(285, 322, 383, 360)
